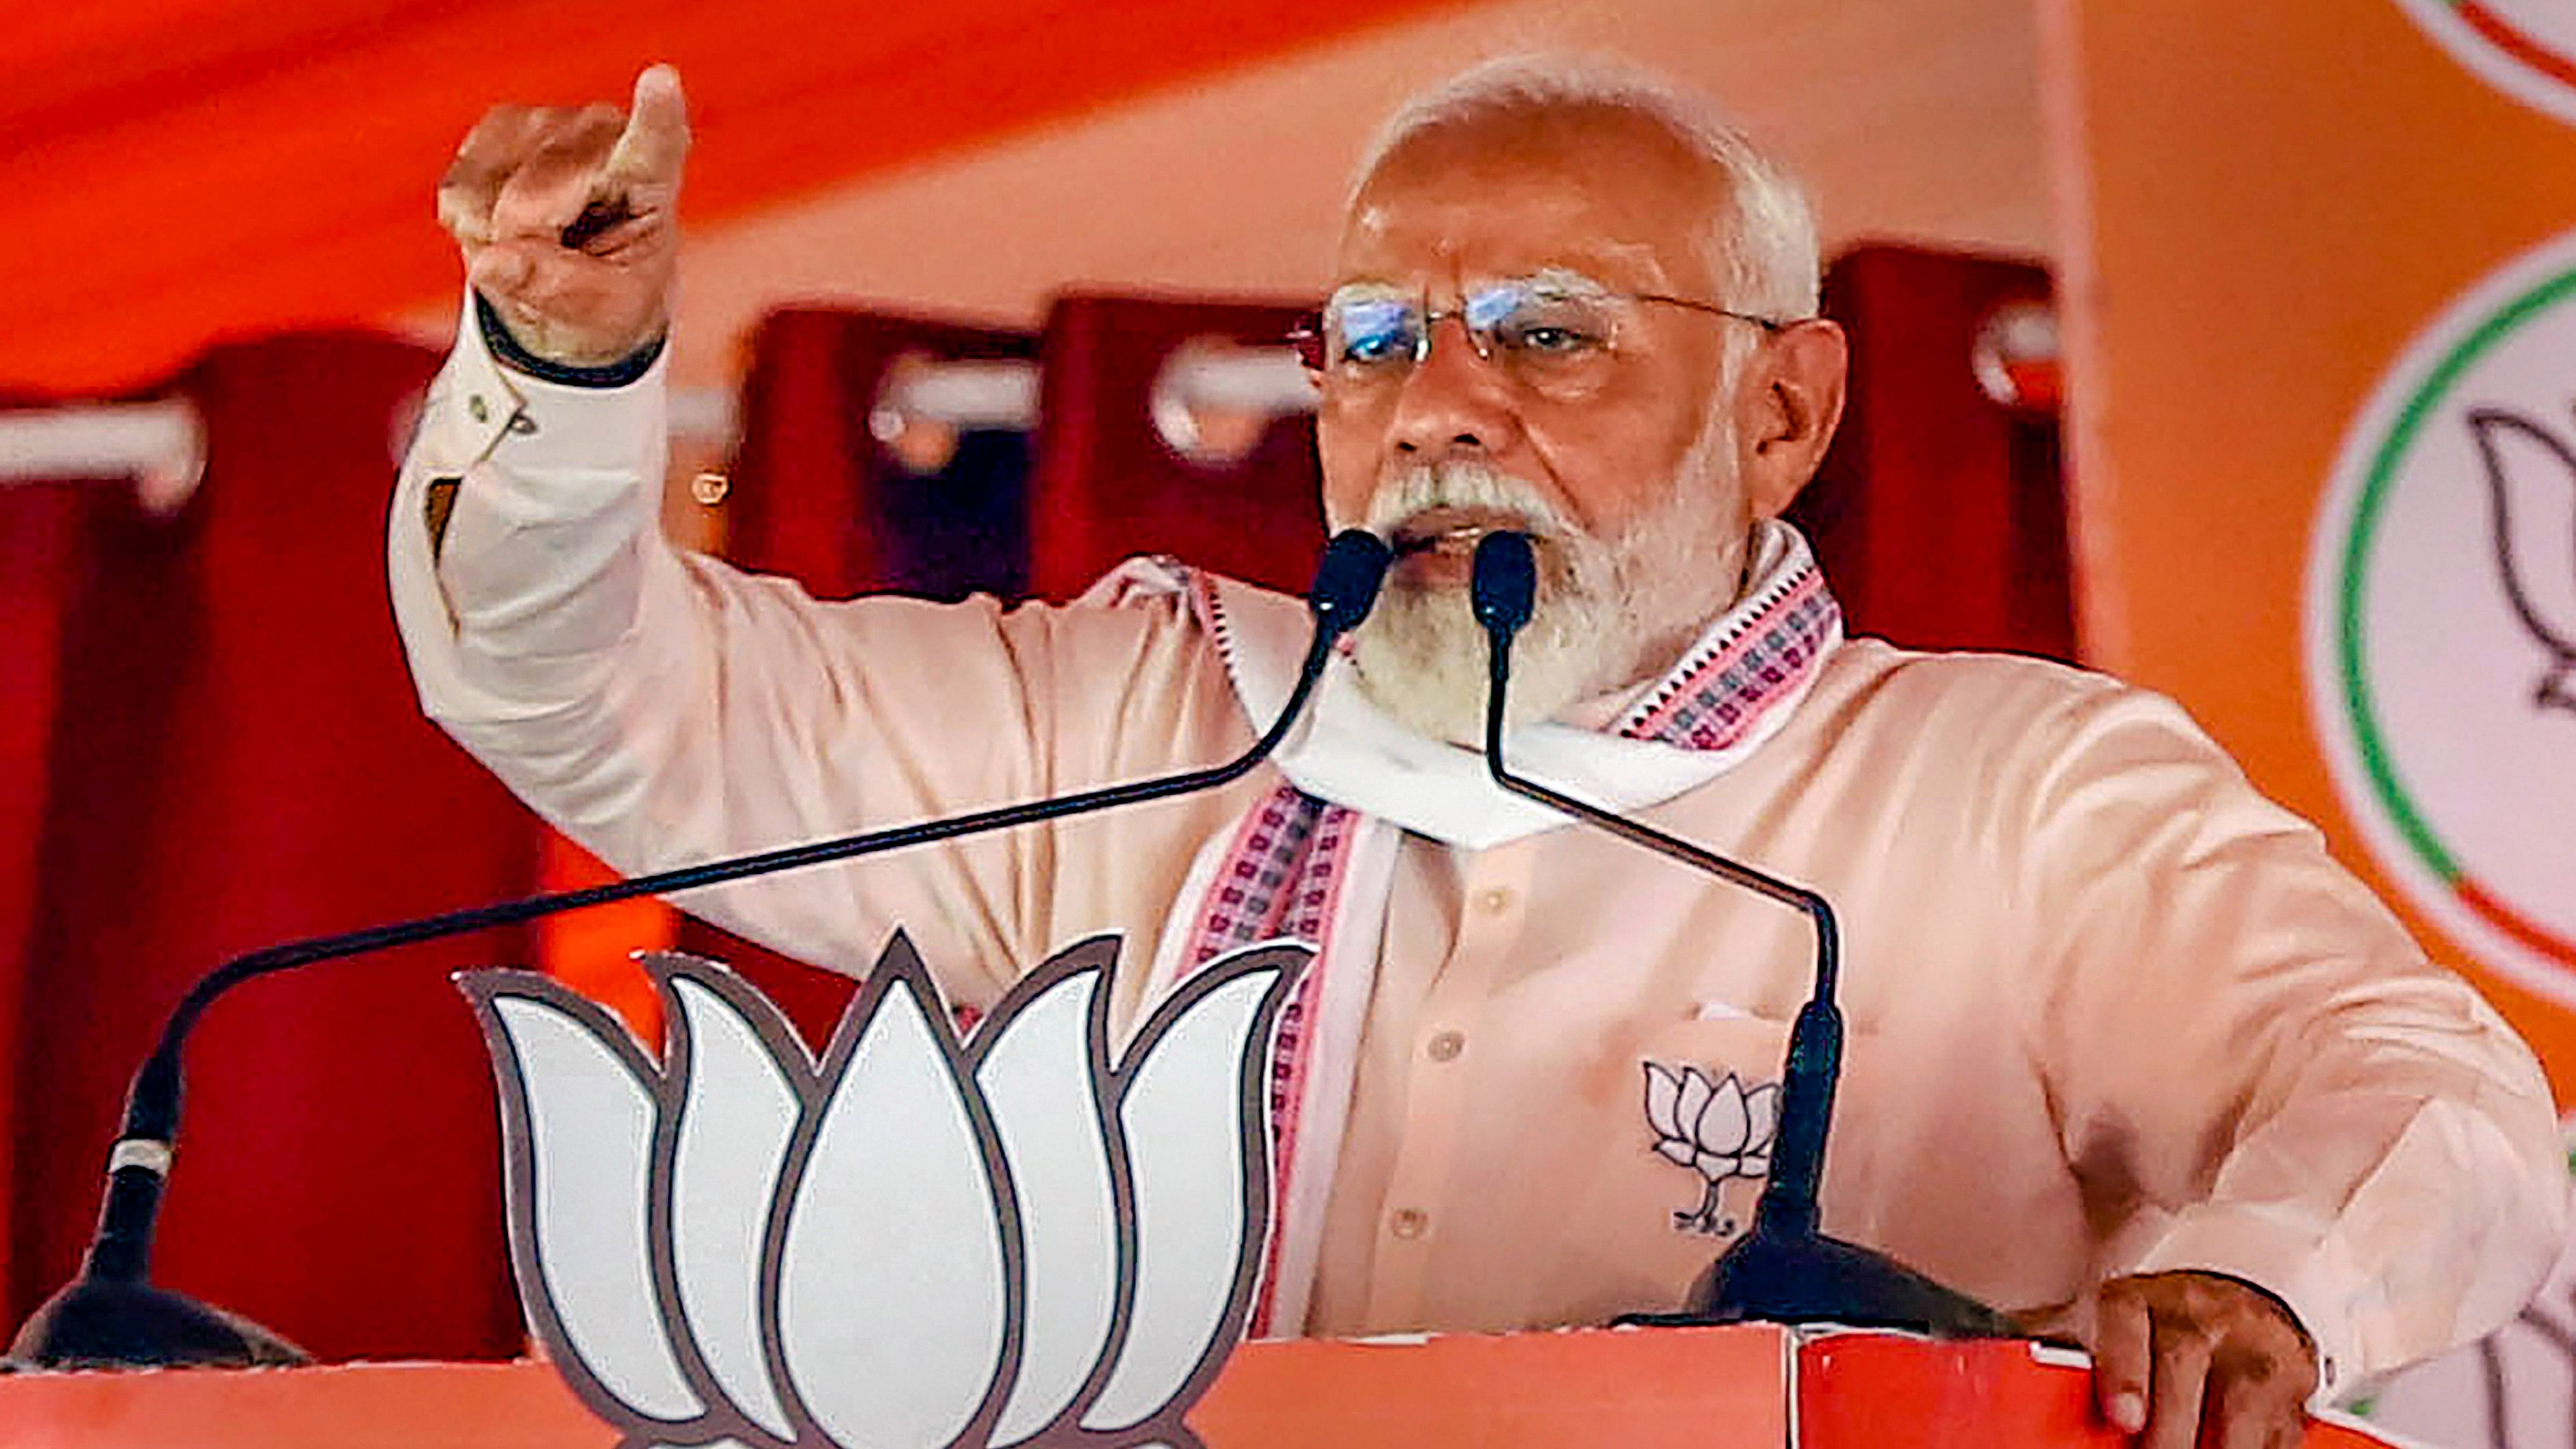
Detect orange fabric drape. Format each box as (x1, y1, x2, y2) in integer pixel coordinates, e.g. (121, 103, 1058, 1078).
(0, 0, 1473, 395)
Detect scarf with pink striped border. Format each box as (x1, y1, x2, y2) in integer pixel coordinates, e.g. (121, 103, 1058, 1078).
(1143, 525, 1840, 1334)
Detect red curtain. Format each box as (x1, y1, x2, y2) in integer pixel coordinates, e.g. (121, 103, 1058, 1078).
(723, 305, 1038, 603)
(0, 474, 94, 1316)
(675, 305, 1041, 1050)
(1792, 246, 2076, 662)
(674, 294, 1334, 1024)
(8, 333, 539, 1362)
(1027, 292, 1324, 601)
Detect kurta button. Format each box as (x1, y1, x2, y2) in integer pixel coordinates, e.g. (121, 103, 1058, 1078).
(468, 395, 490, 423)
(1426, 1030, 1464, 1063)
(1389, 1208, 1428, 1239)
(1474, 887, 1514, 916)
(507, 413, 537, 436)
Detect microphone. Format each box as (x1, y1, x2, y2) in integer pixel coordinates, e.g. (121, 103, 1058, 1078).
(7, 530, 1393, 1372)
(1469, 531, 2010, 1337)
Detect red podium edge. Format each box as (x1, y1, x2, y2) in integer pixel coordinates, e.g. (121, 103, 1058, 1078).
(1794, 1328, 2410, 1449)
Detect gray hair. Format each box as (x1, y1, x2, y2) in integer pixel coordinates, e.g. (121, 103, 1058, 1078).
(1350, 55, 1821, 322)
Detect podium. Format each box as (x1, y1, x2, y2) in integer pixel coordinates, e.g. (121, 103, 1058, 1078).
(10, 946, 2417, 1448)
(0, 1326, 2403, 1448)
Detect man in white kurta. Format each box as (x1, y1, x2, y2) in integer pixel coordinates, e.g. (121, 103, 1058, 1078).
(397, 59, 2563, 1447)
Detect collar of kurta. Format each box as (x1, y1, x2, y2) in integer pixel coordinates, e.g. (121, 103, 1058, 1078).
(1151, 518, 1845, 851)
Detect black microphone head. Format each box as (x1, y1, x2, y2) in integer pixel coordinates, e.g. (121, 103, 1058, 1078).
(1471, 530, 1538, 638)
(1310, 529, 1393, 637)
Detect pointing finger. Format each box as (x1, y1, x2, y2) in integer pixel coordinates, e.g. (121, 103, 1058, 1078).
(602, 64, 690, 190)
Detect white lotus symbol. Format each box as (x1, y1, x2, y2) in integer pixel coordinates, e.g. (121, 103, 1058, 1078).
(462, 931, 1305, 1449)
(1643, 1064, 1779, 1236)
(2467, 407, 2576, 714)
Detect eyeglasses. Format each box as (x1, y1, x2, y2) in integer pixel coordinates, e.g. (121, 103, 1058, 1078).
(1288, 274, 1796, 401)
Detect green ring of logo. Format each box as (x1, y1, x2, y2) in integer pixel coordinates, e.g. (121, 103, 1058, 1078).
(2332, 258, 2576, 974)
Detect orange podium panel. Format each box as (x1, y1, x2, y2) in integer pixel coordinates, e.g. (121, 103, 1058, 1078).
(0, 1325, 1789, 1449)
(0, 1326, 2408, 1447)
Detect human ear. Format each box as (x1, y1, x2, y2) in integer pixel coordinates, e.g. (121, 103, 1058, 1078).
(1740, 319, 1848, 519)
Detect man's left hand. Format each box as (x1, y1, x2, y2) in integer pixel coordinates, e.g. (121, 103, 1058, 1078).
(2084, 1271, 2316, 1449)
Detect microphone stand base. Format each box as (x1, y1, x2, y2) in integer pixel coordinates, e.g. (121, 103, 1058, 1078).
(1619, 1226, 2018, 1340)
(5, 1276, 310, 1372)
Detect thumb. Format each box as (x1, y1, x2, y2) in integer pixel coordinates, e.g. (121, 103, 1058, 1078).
(604, 64, 690, 188)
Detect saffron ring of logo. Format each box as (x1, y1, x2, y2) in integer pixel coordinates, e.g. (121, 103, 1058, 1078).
(2391, 0, 2576, 128)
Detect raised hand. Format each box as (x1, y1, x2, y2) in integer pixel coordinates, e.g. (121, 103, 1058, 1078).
(436, 65, 690, 367)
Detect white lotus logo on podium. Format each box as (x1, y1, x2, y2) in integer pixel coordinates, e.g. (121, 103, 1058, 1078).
(461, 932, 1305, 1449)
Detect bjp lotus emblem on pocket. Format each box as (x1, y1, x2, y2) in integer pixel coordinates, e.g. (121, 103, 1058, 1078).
(461, 931, 1305, 1449)
(1642, 1063, 1780, 1237)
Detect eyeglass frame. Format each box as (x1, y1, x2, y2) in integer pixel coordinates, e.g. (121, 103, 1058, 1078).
(1286, 279, 1802, 377)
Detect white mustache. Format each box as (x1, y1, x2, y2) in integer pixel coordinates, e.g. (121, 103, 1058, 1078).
(1361, 462, 1575, 539)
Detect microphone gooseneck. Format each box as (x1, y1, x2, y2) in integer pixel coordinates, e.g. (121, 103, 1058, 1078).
(1469, 530, 2009, 1338)
(10, 529, 1391, 1371)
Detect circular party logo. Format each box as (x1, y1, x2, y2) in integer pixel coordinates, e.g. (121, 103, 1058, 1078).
(2308, 231, 2576, 1005)
(2394, 0, 2576, 125)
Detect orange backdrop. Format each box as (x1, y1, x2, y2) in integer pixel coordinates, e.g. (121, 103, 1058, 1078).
(0, 0, 1465, 395)
(2046, 0, 2576, 1089)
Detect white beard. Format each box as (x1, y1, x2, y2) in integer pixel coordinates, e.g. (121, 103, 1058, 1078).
(1346, 445, 1740, 746)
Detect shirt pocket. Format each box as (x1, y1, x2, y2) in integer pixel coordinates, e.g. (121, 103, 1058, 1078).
(1553, 1011, 1798, 1317)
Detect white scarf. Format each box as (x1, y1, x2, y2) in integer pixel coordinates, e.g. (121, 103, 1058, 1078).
(1100, 520, 1843, 1333)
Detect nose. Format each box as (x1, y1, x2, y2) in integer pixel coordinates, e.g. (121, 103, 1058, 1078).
(1385, 312, 1521, 462)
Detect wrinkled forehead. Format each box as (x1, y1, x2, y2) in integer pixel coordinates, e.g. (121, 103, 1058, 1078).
(1334, 106, 1733, 300)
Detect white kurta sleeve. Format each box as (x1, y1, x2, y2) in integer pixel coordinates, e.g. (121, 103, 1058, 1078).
(2006, 682, 2566, 1398)
(385, 301, 1228, 1002)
